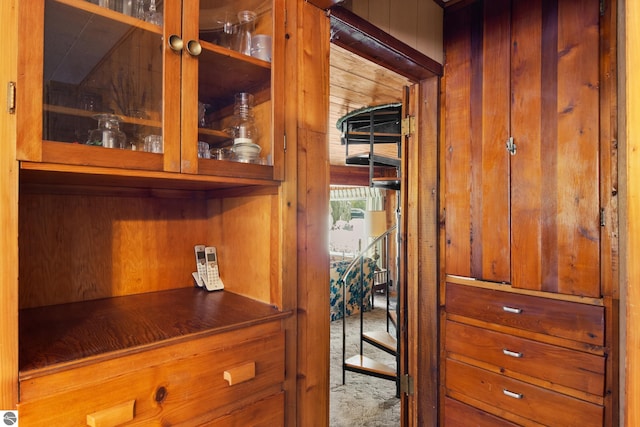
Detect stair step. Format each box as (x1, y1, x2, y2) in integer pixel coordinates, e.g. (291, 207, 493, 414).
(372, 177, 400, 190)
(344, 355, 396, 381)
(345, 152, 401, 168)
(363, 331, 397, 355)
(342, 131, 401, 145)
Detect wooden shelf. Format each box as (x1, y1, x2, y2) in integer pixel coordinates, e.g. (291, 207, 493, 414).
(55, 0, 163, 34)
(20, 158, 278, 192)
(198, 40, 272, 111)
(44, 104, 162, 128)
(19, 288, 290, 378)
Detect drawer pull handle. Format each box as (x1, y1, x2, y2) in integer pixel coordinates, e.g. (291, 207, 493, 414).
(224, 361, 256, 386)
(86, 400, 135, 427)
(503, 389, 523, 399)
(502, 306, 522, 314)
(502, 349, 523, 358)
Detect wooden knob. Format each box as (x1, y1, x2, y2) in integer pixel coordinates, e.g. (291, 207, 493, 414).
(223, 361, 256, 386)
(86, 400, 135, 427)
(186, 40, 202, 56)
(168, 34, 183, 52)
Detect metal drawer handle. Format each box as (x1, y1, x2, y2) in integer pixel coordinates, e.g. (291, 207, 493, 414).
(503, 389, 523, 399)
(502, 306, 522, 314)
(503, 349, 523, 358)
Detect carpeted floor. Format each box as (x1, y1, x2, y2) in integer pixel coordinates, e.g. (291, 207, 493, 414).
(330, 296, 400, 427)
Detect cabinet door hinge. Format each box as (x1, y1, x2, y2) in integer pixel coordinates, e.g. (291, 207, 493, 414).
(506, 136, 516, 155)
(600, 208, 606, 227)
(402, 116, 415, 137)
(7, 81, 16, 114)
(600, 0, 605, 16)
(283, 132, 287, 152)
(400, 374, 414, 396)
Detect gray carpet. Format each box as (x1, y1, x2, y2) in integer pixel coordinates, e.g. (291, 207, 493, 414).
(330, 296, 400, 426)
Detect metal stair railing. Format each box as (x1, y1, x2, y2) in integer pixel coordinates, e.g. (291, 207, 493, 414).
(340, 224, 397, 385)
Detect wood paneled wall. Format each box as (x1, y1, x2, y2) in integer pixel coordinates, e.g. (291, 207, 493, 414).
(345, 0, 443, 64)
(18, 189, 278, 309)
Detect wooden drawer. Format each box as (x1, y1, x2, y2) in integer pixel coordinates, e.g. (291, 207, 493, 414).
(206, 392, 284, 426)
(445, 283, 604, 346)
(446, 359, 603, 427)
(18, 324, 284, 426)
(444, 397, 518, 427)
(445, 320, 605, 396)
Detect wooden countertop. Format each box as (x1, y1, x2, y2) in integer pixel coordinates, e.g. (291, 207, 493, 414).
(19, 288, 289, 378)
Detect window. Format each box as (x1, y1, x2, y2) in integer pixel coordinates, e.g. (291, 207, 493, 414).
(329, 187, 384, 258)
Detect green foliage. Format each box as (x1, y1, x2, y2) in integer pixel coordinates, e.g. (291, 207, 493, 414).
(330, 200, 349, 225)
(329, 199, 367, 226)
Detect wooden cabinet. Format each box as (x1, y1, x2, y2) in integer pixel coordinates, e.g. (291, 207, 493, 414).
(18, 0, 283, 181)
(1, 0, 294, 423)
(444, 282, 606, 426)
(18, 293, 286, 425)
(444, 0, 601, 298)
(442, 1, 617, 423)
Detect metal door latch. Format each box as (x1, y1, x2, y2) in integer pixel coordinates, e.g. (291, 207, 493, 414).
(506, 136, 516, 155)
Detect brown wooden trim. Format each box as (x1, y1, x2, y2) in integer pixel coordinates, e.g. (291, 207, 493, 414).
(329, 6, 443, 81)
(624, 0, 640, 424)
(304, 0, 343, 10)
(0, 0, 19, 408)
(446, 275, 604, 306)
(469, 0, 483, 277)
(294, 2, 331, 426)
(413, 76, 440, 427)
(441, 0, 481, 12)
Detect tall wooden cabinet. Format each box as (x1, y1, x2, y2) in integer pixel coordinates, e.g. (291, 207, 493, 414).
(1, 0, 297, 424)
(442, 0, 618, 425)
(444, 0, 601, 297)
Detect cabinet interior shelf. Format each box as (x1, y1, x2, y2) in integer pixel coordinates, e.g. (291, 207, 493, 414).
(19, 288, 289, 378)
(20, 159, 278, 192)
(56, 0, 163, 35)
(44, 104, 161, 127)
(198, 40, 272, 110)
(44, 104, 231, 143)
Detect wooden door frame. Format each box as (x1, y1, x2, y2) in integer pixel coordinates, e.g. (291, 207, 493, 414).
(326, 6, 442, 426)
(623, 1, 640, 424)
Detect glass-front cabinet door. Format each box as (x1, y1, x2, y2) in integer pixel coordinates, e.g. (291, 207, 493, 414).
(17, 0, 282, 181)
(18, 0, 179, 172)
(182, 0, 282, 180)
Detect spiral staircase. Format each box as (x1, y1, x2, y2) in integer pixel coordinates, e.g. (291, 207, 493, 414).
(337, 103, 403, 396)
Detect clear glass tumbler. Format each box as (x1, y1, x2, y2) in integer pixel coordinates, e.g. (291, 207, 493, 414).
(235, 10, 257, 56)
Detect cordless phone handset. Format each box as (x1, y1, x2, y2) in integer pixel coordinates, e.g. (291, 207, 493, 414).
(193, 245, 208, 288)
(204, 246, 224, 291)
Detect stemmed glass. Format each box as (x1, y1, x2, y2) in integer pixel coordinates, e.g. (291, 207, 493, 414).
(145, 0, 162, 25)
(134, 0, 145, 19)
